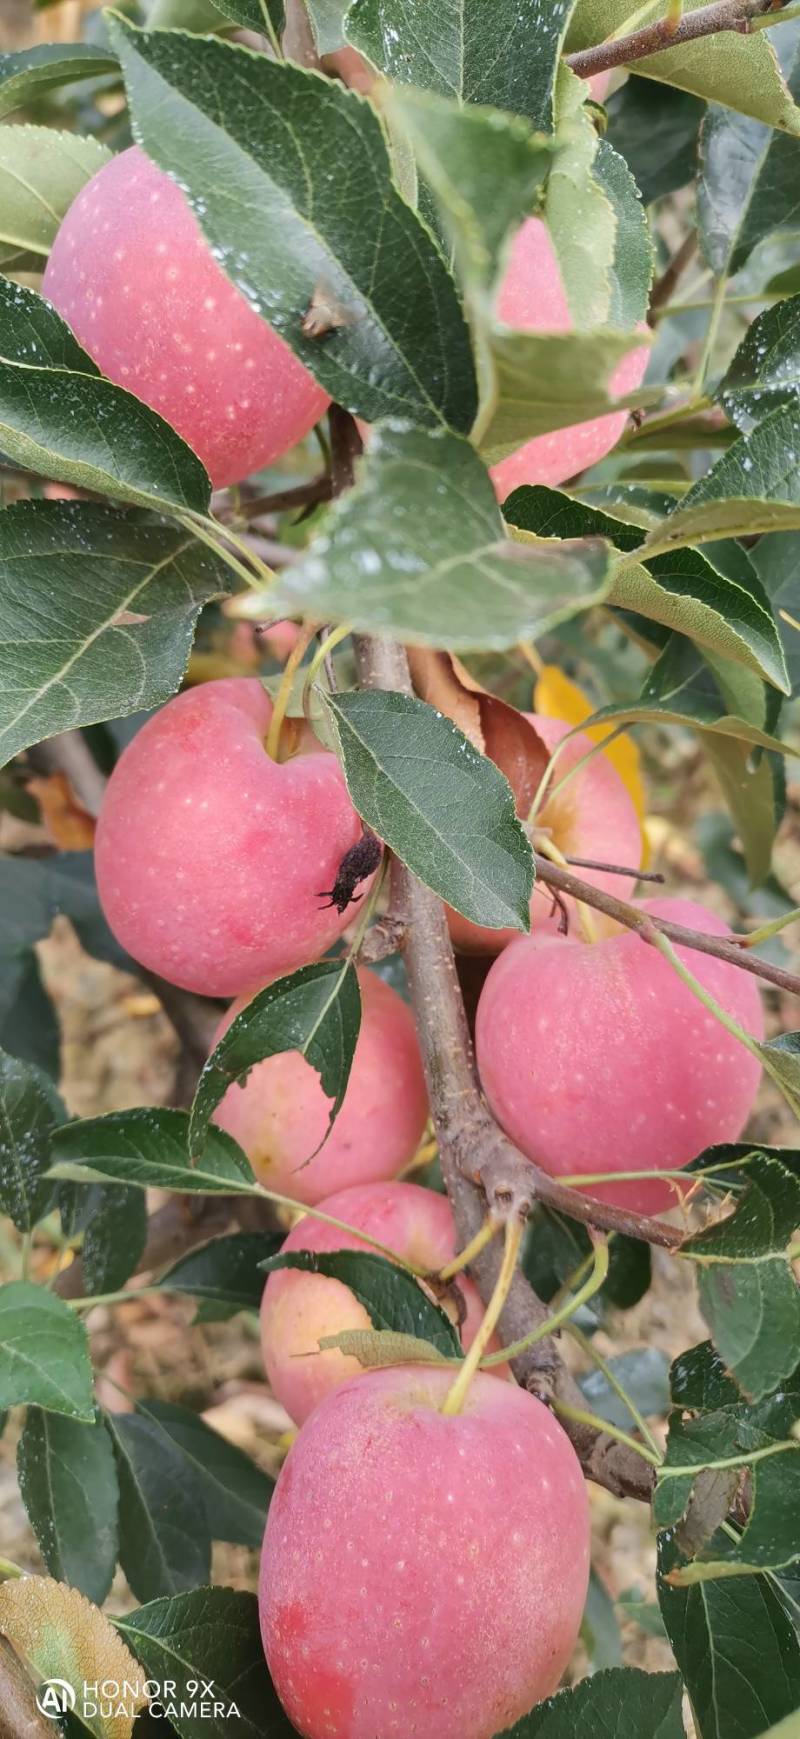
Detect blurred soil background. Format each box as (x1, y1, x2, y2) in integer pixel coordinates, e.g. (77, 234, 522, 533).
(1, 0, 799, 1707)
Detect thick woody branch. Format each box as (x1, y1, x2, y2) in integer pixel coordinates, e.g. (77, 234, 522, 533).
(533, 853, 800, 998)
(352, 632, 656, 1501)
(565, 0, 778, 80)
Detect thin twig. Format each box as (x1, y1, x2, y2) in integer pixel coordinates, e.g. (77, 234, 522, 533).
(234, 474, 334, 521)
(533, 853, 800, 998)
(649, 231, 699, 321)
(565, 0, 777, 80)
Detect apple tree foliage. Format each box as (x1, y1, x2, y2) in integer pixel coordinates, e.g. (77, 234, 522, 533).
(0, 0, 800, 1734)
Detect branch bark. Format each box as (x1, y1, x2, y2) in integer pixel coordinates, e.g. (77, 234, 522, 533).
(565, 0, 777, 80)
(353, 632, 656, 1501)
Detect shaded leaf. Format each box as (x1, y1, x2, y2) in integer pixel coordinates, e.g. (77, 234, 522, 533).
(643, 404, 800, 552)
(0, 43, 119, 121)
(189, 960, 360, 1159)
(751, 531, 800, 697)
(593, 137, 654, 329)
(606, 76, 705, 206)
(256, 423, 610, 651)
(0, 128, 111, 262)
(0, 1049, 65, 1232)
(108, 16, 477, 434)
(324, 686, 534, 930)
(263, 1248, 462, 1356)
(0, 280, 210, 514)
(579, 1348, 670, 1433)
(156, 1231, 282, 1317)
(79, 1185, 148, 1298)
(719, 296, 800, 434)
(17, 1410, 119, 1605)
(107, 1412, 211, 1603)
(134, 1398, 273, 1548)
(0, 1283, 94, 1422)
(581, 1570, 623, 1672)
(0, 501, 232, 767)
(118, 1588, 294, 1739)
(50, 1108, 257, 1196)
(698, 21, 800, 277)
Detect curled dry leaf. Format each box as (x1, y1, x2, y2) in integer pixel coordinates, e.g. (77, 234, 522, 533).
(0, 1577, 148, 1739)
(407, 648, 550, 815)
(26, 773, 96, 850)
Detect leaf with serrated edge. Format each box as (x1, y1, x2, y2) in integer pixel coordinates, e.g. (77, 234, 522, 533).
(189, 959, 360, 1158)
(17, 1411, 119, 1605)
(642, 402, 800, 554)
(0, 1282, 94, 1421)
(324, 687, 534, 930)
(157, 1231, 282, 1313)
(719, 295, 800, 435)
(0, 43, 119, 121)
(263, 1249, 462, 1356)
(134, 1398, 273, 1548)
(0, 1577, 146, 1738)
(255, 423, 610, 651)
(698, 20, 800, 277)
(117, 1587, 293, 1738)
(0, 281, 210, 513)
(544, 65, 616, 328)
(0, 501, 231, 769)
(0, 129, 111, 260)
(107, 15, 477, 434)
(0, 1049, 65, 1232)
(499, 1666, 686, 1737)
(49, 1108, 257, 1196)
(106, 1412, 211, 1603)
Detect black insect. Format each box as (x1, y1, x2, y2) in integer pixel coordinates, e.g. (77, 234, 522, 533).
(318, 829, 383, 914)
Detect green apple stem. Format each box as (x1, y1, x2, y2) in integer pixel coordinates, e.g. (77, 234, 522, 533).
(438, 1216, 500, 1282)
(734, 907, 800, 949)
(552, 1401, 662, 1467)
(440, 1217, 525, 1416)
(527, 724, 629, 828)
(0, 1559, 23, 1582)
(265, 624, 317, 761)
(480, 1236, 609, 1366)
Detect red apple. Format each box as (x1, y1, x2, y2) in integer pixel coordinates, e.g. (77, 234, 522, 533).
(491, 217, 650, 500)
(475, 897, 764, 1215)
(213, 974, 428, 1210)
(43, 146, 330, 488)
(94, 678, 373, 997)
(261, 1179, 492, 1423)
(260, 1365, 590, 1739)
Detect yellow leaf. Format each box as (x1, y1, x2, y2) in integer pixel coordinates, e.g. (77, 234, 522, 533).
(0, 1578, 148, 1739)
(534, 665, 647, 827)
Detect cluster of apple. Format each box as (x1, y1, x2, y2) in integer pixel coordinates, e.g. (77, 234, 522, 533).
(46, 140, 764, 1739)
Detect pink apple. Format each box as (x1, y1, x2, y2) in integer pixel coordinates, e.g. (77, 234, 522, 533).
(449, 712, 642, 953)
(260, 1365, 590, 1739)
(43, 146, 330, 488)
(94, 678, 373, 997)
(475, 897, 764, 1215)
(260, 1179, 496, 1424)
(214, 973, 428, 1211)
(491, 217, 650, 500)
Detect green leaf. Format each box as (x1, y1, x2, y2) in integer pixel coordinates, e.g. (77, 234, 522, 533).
(0, 279, 211, 513)
(544, 64, 617, 329)
(477, 327, 654, 465)
(262, 1248, 463, 1356)
(670, 1339, 741, 1414)
(0, 128, 111, 262)
(522, 1208, 652, 1312)
(0, 1282, 94, 1421)
(501, 1666, 685, 1737)
(581, 1570, 623, 1672)
(78, 1184, 148, 1297)
(0, 500, 231, 767)
(259, 423, 610, 650)
(118, 1588, 295, 1739)
(719, 296, 800, 434)
(698, 21, 800, 277)
(50, 1107, 257, 1196)
(212, 0, 283, 34)
(348, 0, 577, 132)
(579, 1348, 670, 1432)
(0, 43, 119, 121)
(106, 1411, 211, 1602)
(585, 633, 790, 757)
(606, 77, 705, 206)
(642, 403, 800, 552)
(156, 1231, 282, 1317)
(107, 16, 478, 435)
(189, 959, 361, 1159)
(17, 1409, 119, 1604)
(592, 137, 654, 329)
(324, 687, 534, 930)
(683, 1154, 800, 1262)
(750, 531, 800, 696)
(134, 1398, 273, 1548)
(0, 853, 124, 1076)
(0, 1048, 65, 1231)
(505, 486, 789, 693)
(566, 1, 800, 135)
(382, 85, 553, 291)
(658, 1532, 800, 1738)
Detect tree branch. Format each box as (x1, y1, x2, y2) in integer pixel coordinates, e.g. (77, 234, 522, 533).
(352, 632, 657, 1501)
(565, 0, 777, 80)
(649, 230, 699, 321)
(533, 853, 800, 998)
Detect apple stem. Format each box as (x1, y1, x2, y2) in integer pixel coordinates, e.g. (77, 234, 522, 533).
(438, 1216, 500, 1282)
(480, 1237, 610, 1367)
(537, 838, 599, 941)
(440, 1217, 525, 1416)
(265, 624, 317, 761)
(303, 621, 353, 720)
(733, 907, 800, 949)
(527, 724, 630, 829)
